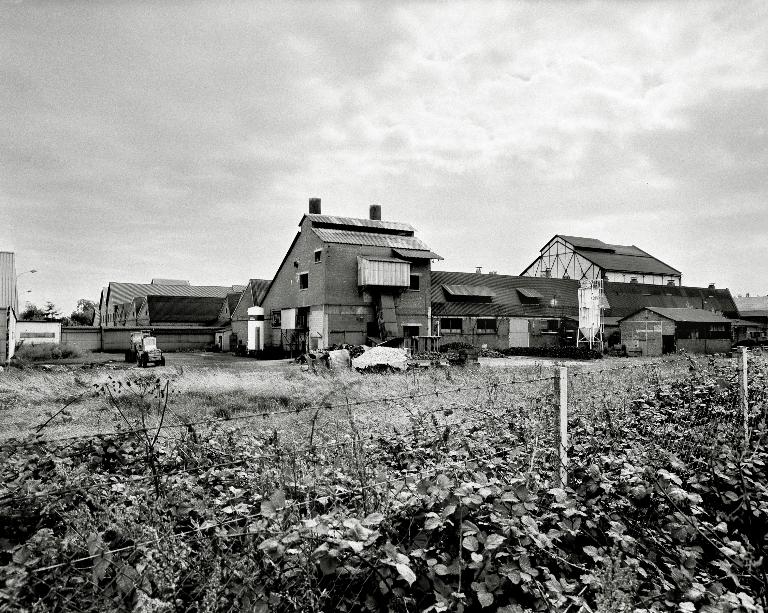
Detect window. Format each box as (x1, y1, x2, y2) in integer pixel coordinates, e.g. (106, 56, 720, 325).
(299, 272, 309, 290)
(440, 318, 462, 333)
(271, 310, 281, 328)
(546, 319, 559, 332)
(314, 249, 322, 263)
(476, 318, 497, 333)
(409, 274, 420, 291)
(710, 324, 725, 332)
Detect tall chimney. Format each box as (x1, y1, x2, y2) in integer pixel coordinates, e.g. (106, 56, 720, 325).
(369, 204, 381, 220)
(309, 198, 321, 215)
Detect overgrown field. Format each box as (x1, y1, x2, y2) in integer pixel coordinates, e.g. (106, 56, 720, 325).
(0, 354, 767, 612)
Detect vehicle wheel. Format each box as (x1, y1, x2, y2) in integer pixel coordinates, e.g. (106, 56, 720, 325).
(125, 350, 131, 362)
(159, 357, 166, 366)
(140, 355, 147, 368)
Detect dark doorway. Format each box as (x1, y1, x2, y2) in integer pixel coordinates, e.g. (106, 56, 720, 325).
(662, 335, 676, 354)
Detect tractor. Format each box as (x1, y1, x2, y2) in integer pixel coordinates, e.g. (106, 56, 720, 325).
(125, 331, 166, 367)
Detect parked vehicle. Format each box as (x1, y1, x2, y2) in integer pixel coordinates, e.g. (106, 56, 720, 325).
(125, 331, 165, 367)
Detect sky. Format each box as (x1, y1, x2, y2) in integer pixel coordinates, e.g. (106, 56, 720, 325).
(2, 1, 767, 313)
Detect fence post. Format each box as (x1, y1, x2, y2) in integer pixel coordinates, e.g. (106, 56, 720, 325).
(739, 347, 749, 445)
(554, 365, 568, 487)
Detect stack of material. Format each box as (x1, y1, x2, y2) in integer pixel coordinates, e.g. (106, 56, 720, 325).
(352, 346, 408, 371)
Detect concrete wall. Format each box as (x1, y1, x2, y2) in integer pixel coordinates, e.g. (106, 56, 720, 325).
(16, 321, 62, 345)
(0, 307, 15, 363)
(101, 327, 215, 352)
(62, 327, 102, 351)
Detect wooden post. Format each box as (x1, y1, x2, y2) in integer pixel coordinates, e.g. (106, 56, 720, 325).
(739, 347, 749, 445)
(554, 365, 568, 487)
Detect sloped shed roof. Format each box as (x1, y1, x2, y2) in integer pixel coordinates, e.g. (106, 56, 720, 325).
(734, 295, 768, 316)
(106, 282, 241, 306)
(623, 307, 732, 324)
(313, 228, 435, 251)
(431, 271, 579, 318)
(603, 282, 737, 318)
(303, 214, 414, 233)
(556, 235, 681, 276)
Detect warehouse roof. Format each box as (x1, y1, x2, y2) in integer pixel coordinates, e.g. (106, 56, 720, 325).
(105, 282, 243, 307)
(603, 282, 737, 318)
(431, 271, 579, 318)
(553, 235, 681, 276)
(146, 295, 225, 324)
(313, 228, 435, 252)
(622, 307, 733, 324)
(734, 295, 768, 316)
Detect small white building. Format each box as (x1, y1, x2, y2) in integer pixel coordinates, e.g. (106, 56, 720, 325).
(16, 320, 62, 346)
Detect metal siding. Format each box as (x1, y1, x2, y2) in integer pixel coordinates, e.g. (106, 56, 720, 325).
(0, 252, 17, 311)
(358, 258, 410, 287)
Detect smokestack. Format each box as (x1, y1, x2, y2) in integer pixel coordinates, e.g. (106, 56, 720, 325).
(309, 198, 321, 214)
(369, 204, 381, 220)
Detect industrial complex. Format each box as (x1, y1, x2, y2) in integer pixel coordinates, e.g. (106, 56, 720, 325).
(1, 200, 767, 363)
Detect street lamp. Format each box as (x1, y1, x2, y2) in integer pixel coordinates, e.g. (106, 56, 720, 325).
(16, 269, 37, 279)
(15, 269, 37, 311)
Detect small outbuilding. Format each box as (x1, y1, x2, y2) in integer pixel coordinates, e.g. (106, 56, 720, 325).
(16, 320, 62, 346)
(619, 307, 732, 356)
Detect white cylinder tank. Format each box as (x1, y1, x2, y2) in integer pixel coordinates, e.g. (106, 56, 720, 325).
(247, 306, 265, 352)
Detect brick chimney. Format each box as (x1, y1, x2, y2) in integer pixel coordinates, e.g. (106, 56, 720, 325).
(309, 198, 321, 214)
(369, 204, 381, 220)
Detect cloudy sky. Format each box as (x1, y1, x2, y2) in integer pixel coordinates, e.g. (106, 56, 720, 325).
(2, 1, 767, 313)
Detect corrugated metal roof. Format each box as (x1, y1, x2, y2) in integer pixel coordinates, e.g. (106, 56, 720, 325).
(146, 295, 225, 324)
(0, 252, 16, 311)
(107, 282, 241, 306)
(303, 214, 414, 233)
(517, 288, 543, 299)
(250, 279, 270, 306)
(443, 285, 496, 298)
(734, 295, 768, 316)
(579, 251, 681, 275)
(631, 307, 732, 324)
(731, 318, 764, 327)
(557, 236, 613, 251)
(313, 228, 434, 251)
(431, 271, 579, 318)
(603, 282, 737, 318)
(392, 248, 443, 260)
(359, 256, 409, 264)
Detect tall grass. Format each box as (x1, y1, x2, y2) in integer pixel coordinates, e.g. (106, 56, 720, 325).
(14, 342, 82, 362)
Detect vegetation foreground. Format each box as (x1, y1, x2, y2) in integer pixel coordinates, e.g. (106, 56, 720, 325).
(0, 354, 767, 612)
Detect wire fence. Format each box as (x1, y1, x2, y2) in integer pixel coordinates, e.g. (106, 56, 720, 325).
(1, 350, 766, 612)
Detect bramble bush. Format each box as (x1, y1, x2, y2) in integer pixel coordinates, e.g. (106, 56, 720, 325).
(0, 354, 766, 611)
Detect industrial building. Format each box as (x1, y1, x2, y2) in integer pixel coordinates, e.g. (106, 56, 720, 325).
(260, 199, 441, 354)
(98, 280, 245, 328)
(521, 235, 682, 286)
(15, 320, 62, 345)
(430, 271, 579, 349)
(733, 295, 768, 342)
(619, 307, 733, 356)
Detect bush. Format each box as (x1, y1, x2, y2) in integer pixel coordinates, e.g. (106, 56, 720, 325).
(13, 342, 82, 362)
(500, 345, 602, 359)
(438, 341, 476, 353)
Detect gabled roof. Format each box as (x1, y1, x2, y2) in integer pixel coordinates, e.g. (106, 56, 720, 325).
(603, 282, 737, 318)
(225, 292, 242, 315)
(302, 214, 414, 234)
(146, 295, 225, 324)
(431, 271, 579, 318)
(312, 228, 434, 251)
(553, 235, 681, 276)
(622, 307, 732, 324)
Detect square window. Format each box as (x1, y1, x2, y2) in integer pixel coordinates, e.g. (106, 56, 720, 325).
(440, 318, 462, 333)
(314, 249, 322, 263)
(299, 272, 309, 290)
(409, 274, 420, 291)
(476, 318, 497, 333)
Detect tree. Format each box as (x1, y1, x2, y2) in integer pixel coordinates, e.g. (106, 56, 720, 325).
(42, 301, 61, 320)
(68, 298, 96, 326)
(20, 302, 46, 321)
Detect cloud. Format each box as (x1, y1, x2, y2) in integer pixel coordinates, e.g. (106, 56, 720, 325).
(2, 1, 768, 310)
